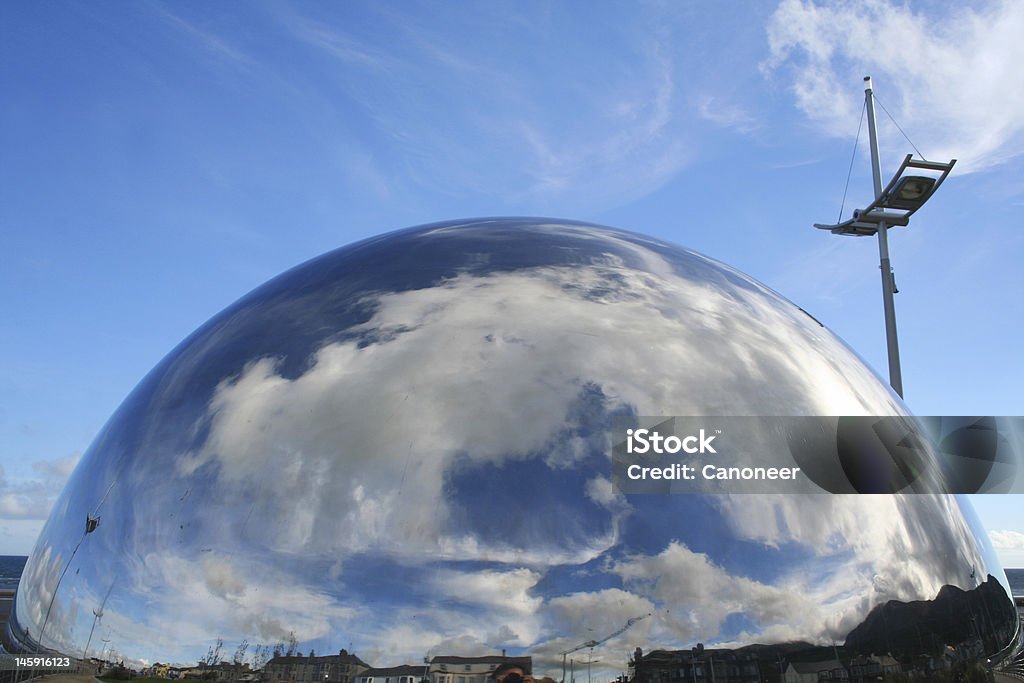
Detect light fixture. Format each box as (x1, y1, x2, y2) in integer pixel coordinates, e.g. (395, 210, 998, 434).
(816, 155, 954, 237)
(890, 175, 935, 207)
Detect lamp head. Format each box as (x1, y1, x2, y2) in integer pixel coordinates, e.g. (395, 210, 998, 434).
(886, 175, 936, 210)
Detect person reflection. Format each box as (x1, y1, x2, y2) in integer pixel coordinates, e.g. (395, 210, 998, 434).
(492, 663, 534, 683)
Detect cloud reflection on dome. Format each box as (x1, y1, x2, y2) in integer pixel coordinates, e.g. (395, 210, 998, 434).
(7, 218, 1016, 676)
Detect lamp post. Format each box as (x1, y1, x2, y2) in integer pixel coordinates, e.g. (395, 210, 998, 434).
(864, 76, 903, 396)
(814, 76, 956, 398)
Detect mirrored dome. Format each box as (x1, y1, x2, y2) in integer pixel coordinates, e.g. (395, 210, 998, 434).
(6, 218, 1018, 681)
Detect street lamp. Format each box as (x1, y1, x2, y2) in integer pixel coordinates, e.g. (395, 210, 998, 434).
(814, 76, 956, 398)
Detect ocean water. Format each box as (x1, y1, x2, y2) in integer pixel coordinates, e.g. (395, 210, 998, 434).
(1006, 568, 1024, 598)
(0, 555, 27, 590)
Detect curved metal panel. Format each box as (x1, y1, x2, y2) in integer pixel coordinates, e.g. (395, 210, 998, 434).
(6, 219, 1016, 681)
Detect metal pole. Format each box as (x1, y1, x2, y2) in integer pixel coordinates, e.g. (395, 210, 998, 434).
(864, 76, 904, 397)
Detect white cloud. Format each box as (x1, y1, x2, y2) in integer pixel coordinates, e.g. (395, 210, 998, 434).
(715, 494, 992, 630)
(576, 495, 994, 649)
(765, 0, 1024, 173)
(32, 454, 80, 481)
(546, 588, 655, 643)
(25, 543, 549, 667)
(62, 550, 360, 665)
(988, 529, 1024, 568)
(0, 453, 80, 521)
(431, 568, 543, 616)
(584, 476, 619, 508)
(15, 545, 74, 651)
(172, 253, 899, 566)
(989, 529, 1024, 549)
(611, 541, 833, 645)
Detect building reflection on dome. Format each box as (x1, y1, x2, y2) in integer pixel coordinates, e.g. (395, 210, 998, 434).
(4, 218, 1018, 682)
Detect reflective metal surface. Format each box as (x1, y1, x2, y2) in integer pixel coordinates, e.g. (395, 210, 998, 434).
(6, 218, 1017, 678)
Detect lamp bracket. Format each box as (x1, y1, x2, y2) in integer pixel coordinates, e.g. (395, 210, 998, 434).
(814, 154, 955, 237)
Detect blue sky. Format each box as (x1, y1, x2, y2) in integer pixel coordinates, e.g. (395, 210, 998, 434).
(1, 0, 1023, 563)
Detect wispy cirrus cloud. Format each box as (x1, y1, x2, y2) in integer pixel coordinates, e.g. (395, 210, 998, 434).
(278, 6, 693, 211)
(696, 94, 759, 134)
(764, 0, 1024, 173)
(151, 4, 252, 67)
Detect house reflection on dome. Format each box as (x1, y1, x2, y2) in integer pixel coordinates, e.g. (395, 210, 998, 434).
(3, 218, 1018, 682)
